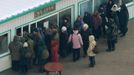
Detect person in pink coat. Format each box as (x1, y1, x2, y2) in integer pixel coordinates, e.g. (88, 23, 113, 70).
(68, 27, 83, 62)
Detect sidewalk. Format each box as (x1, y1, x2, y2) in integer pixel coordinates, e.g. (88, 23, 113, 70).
(1, 20, 134, 75)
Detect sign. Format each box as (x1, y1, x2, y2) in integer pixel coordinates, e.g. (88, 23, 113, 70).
(34, 4, 56, 18)
(43, 21, 49, 29)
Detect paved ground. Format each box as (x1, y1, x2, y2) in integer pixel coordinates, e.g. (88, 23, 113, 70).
(1, 19, 134, 75)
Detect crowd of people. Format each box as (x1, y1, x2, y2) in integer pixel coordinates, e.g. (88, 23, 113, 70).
(8, 0, 129, 75)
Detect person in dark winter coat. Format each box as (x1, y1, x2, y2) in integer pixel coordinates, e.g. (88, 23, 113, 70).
(33, 28, 46, 66)
(59, 26, 69, 58)
(43, 28, 52, 61)
(111, 4, 121, 31)
(74, 16, 84, 31)
(118, 3, 129, 37)
(98, 3, 109, 37)
(83, 12, 94, 28)
(23, 33, 34, 69)
(81, 24, 92, 57)
(62, 17, 72, 35)
(106, 18, 117, 51)
(19, 42, 29, 75)
(9, 35, 23, 72)
(106, 0, 115, 18)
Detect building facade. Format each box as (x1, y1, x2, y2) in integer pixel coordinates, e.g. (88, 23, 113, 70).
(0, 0, 133, 72)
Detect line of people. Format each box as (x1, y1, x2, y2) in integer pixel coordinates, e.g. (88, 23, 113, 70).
(8, 0, 129, 74)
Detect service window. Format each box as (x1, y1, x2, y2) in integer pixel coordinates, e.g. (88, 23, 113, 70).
(30, 23, 36, 33)
(59, 8, 71, 28)
(16, 28, 22, 36)
(37, 15, 57, 28)
(0, 34, 8, 54)
(94, 0, 106, 11)
(23, 25, 29, 33)
(80, 0, 93, 16)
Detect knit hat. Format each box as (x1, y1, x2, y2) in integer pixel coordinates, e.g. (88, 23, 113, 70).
(61, 26, 67, 32)
(83, 23, 89, 29)
(23, 42, 28, 47)
(111, 4, 121, 12)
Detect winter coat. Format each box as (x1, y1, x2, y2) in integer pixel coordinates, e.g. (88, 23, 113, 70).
(19, 47, 28, 65)
(118, 4, 129, 28)
(62, 22, 72, 35)
(106, 0, 114, 17)
(74, 19, 84, 30)
(81, 29, 92, 44)
(26, 38, 34, 58)
(92, 13, 102, 30)
(60, 31, 68, 50)
(111, 12, 120, 28)
(68, 30, 83, 49)
(106, 19, 117, 41)
(83, 13, 94, 27)
(51, 40, 59, 62)
(87, 35, 96, 56)
(9, 36, 23, 61)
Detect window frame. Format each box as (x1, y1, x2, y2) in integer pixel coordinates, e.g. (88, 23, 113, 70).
(78, 0, 94, 15)
(126, 1, 134, 7)
(0, 30, 11, 57)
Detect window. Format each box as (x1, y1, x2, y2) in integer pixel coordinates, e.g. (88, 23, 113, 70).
(94, 0, 106, 11)
(16, 28, 22, 36)
(59, 8, 71, 28)
(37, 15, 57, 28)
(23, 25, 29, 33)
(80, 0, 93, 16)
(30, 23, 36, 33)
(0, 34, 8, 54)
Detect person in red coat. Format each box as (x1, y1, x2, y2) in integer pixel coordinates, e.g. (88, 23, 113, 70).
(51, 40, 59, 62)
(51, 23, 59, 62)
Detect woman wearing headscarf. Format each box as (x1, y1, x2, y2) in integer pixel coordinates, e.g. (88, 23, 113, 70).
(81, 24, 92, 57)
(51, 22, 59, 62)
(9, 35, 23, 72)
(111, 4, 121, 31)
(59, 26, 69, 58)
(19, 42, 29, 75)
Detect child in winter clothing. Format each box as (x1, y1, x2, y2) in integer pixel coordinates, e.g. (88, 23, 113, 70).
(87, 35, 96, 67)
